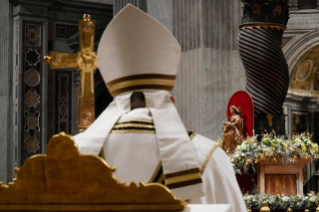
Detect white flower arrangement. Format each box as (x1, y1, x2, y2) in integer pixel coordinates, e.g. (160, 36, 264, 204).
(228, 133, 318, 174)
(244, 193, 319, 210)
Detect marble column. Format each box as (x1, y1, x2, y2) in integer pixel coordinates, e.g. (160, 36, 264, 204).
(238, 0, 290, 135)
(0, 0, 13, 184)
(113, 0, 246, 140)
(172, 0, 245, 139)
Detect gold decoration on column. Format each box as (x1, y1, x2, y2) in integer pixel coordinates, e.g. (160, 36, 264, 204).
(247, 208, 252, 212)
(44, 14, 97, 132)
(287, 208, 292, 212)
(260, 201, 270, 212)
(316, 205, 319, 212)
(305, 209, 310, 212)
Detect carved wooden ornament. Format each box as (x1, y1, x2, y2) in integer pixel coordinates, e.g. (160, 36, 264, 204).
(0, 133, 187, 211)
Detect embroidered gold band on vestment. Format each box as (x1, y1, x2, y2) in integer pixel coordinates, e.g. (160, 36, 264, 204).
(165, 168, 200, 178)
(106, 74, 176, 97)
(164, 168, 202, 189)
(117, 119, 154, 124)
(201, 143, 220, 174)
(111, 119, 156, 134)
(148, 162, 163, 183)
(114, 123, 155, 129)
(165, 172, 202, 185)
(111, 129, 156, 134)
(149, 130, 197, 184)
(166, 178, 203, 189)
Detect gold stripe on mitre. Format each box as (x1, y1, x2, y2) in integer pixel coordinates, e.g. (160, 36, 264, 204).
(106, 74, 176, 97)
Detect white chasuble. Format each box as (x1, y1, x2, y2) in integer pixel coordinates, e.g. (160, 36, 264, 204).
(102, 108, 246, 212)
(73, 4, 246, 212)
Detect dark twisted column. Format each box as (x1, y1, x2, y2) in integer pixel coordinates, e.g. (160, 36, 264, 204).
(238, 0, 289, 135)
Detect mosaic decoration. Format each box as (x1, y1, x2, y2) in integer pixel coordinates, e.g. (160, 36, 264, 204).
(25, 68, 40, 87)
(56, 72, 71, 134)
(24, 135, 40, 154)
(25, 48, 41, 67)
(289, 46, 319, 96)
(24, 89, 40, 108)
(297, 60, 311, 81)
(27, 114, 38, 130)
(56, 25, 67, 37)
(25, 24, 41, 47)
(290, 59, 314, 91)
(56, 24, 78, 38)
(23, 23, 42, 162)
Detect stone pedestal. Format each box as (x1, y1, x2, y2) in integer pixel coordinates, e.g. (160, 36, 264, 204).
(256, 157, 311, 195)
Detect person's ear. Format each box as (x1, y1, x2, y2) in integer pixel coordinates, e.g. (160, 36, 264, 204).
(170, 96, 176, 105)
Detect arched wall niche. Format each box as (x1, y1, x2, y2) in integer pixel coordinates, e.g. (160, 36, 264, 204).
(288, 45, 319, 97)
(283, 30, 319, 77)
(282, 31, 319, 193)
(282, 30, 319, 143)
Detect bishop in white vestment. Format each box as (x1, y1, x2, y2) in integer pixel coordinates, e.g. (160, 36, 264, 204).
(74, 4, 246, 212)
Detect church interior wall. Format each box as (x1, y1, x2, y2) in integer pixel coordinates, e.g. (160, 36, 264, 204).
(0, 0, 13, 185)
(0, 0, 113, 183)
(142, 0, 246, 140)
(4, 0, 319, 188)
(282, 1, 319, 186)
(146, 0, 173, 32)
(282, 11, 319, 142)
(283, 31, 319, 76)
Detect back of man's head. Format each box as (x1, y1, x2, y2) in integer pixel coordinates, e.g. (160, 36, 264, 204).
(130, 92, 146, 110)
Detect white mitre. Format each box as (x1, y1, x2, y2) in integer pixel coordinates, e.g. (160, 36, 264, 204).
(98, 4, 180, 96)
(73, 4, 204, 200)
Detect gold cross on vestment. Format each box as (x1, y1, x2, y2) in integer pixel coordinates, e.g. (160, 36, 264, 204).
(44, 14, 97, 133)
